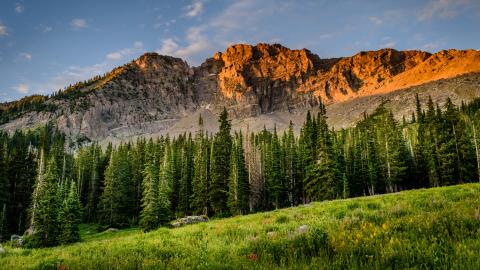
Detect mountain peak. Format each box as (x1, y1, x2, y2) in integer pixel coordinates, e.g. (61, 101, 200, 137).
(1, 43, 479, 141)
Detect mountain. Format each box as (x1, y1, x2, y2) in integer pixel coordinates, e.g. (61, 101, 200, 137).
(1, 43, 480, 142)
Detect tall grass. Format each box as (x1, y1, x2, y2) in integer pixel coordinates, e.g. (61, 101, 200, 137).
(1, 184, 479, 269)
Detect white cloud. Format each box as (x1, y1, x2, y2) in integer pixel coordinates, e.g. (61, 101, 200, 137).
(31, 42, 144, 95)
(105, 41, 144, 61)
(185, 0, 204, 17)
(15, 3, 24, 13)
(0, 23, 8, 36)
(14, 84, 29, 94)
(41, 25, 53, 32)
(154, 19, 177, 30)
(157, 27, 210, 63)
(19, 52, 32, 61)
(157, 0, 290, 64)
(37, 63, 109, 93)
(106, 52, 123, 61)
(380, 37, 396, 48)
(70, 18, 88, 30)
(369, 16, 383, 25)
(382, 41, 396, 48)
(318, 33, 334, 39)
(422, 42, 441, 51)
(418, 0, 471, 21)
(158, 38, 180, 55)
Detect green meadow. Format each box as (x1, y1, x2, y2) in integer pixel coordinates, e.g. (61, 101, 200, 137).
(1, 183, 479, 269)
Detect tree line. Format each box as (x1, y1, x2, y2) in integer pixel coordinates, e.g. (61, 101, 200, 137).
(1, 95, 479, 247)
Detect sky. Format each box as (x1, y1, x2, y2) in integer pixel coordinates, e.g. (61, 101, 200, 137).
(1, 0, 479, 102)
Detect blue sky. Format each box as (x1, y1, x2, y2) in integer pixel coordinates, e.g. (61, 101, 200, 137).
(1, 0, 479, 102)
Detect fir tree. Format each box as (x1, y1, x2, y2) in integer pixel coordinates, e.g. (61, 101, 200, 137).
(98, 145, 135, 227)
(209, 108, 232, 216)
(191, 116, 210, 215)
(28, 156, 60, 247)
(139, 155, 160, 231)
(228, 133, 250, 215)
(58, 181, 82, 244)
(158, 143, 173, 225)
(179, 134, 194, 216)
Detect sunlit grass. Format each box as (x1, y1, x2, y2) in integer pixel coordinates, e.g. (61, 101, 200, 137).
(1, 184, 479, 269)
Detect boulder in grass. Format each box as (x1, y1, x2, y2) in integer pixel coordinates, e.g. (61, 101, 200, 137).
(10, 235, 24, 247)
(106, 228, 119, 233)
(171, 215, 209, 227)
(297, 225, 309, 234)
(0, 244, 5, 254)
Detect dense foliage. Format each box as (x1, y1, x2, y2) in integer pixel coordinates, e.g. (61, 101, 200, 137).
(0, 96, 479, 247)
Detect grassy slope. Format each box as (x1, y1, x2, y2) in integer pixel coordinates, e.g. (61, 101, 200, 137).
(1, 184, 480, 270)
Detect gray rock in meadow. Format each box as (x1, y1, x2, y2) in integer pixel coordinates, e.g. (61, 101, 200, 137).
(171, 215, 209, 227)
(106, 228, 119, 232)
(297, 225, 309, 234)
(0, 244, 5, 254)
(10, 234, 24, 246)
(267, 231, 276, 237)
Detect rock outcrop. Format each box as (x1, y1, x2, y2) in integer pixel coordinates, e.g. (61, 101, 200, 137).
(171, 216, 209, 227)
(1, 43, 480, 142)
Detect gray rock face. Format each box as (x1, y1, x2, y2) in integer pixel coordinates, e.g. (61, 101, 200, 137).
(171, 216, 209, 227)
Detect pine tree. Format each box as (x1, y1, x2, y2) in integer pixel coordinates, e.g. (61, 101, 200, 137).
(0, 203, 7, 242)
(341, 173, 349, 199)
(284, 122, 299, 206)
(304, 150, 338, 201)
(98, 145, 135, 227)
(139, 155, 160, 231)
(228, 133, 250, 215)
(209, 108, 232, 216)
(191, 116, 210, 215)
(58, 181, 82, 244)
(28, 156, 60, 247)
(0, 141, 8, 241)
(179, 134, 194, 216)
(304, 100, 339, 202)
(158, 143, 173, 225)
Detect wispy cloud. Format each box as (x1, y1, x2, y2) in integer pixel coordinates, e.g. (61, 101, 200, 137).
(418, 0, 472, 21)
(19, 52, 32, 61)
(70, 18, 88, 30)
(106, 41, 144, 61)
(158, 0, 292, 64)
(14, 84, 29, 94)
(369, 16, 383, 25)
(0, 23, 8, 36)
(158, 27, 210, 63)
(36, 63, 109, 93)
(380, 36, 396, 48)
(185, 0, 204, 17)
(421, 39, 447, 51)
(15, 3, 24, 13)
(39, 24, 53, 32)
(37, 42, 145, 93)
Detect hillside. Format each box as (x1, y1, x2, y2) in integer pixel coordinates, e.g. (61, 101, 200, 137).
(1, 183, 479, 269)
(1, 43, 480, 142)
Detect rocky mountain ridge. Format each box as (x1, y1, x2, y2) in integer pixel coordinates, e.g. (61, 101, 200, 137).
(1, 43, 480, 142)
